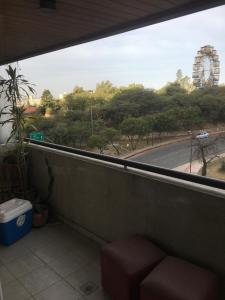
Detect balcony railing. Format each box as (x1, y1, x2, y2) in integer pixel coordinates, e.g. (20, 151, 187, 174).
(26, 140, 225, 295)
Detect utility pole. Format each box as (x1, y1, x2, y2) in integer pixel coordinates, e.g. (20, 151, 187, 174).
(89, 90, 94, 135)
(188, 131, 193, 173)
(90, 100, 93, 135)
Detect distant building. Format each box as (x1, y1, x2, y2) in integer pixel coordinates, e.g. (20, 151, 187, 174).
(24, 106, 37, 114)
(28, 95, 41, 106)
(20, 95, 41, 107)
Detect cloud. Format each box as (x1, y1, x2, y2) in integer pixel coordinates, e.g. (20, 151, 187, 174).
(17, 4, 225, 97)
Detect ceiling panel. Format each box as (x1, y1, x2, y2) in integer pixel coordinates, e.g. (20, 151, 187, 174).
(0, 0, 224, 65)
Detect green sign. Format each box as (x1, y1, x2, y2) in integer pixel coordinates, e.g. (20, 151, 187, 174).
(29, 131, 44, 141)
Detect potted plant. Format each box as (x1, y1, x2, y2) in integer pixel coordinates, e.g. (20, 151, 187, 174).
(0, 65, 35, 201)
(0, 65, 54, 228)
(32, 157, 54, 227)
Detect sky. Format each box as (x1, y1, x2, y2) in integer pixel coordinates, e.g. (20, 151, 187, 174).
(5, 4, 225, 97)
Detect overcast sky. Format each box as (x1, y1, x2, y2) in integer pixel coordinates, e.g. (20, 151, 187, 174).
(9, 5, 225, 97)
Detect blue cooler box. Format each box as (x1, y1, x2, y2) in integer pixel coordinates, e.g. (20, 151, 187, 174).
(0, 199, 32, 245)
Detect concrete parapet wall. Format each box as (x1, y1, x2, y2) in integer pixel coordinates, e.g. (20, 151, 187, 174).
(28, 144, 225, 284)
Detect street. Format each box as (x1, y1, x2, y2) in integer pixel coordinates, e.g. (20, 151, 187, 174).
(129, 136, 225, 169)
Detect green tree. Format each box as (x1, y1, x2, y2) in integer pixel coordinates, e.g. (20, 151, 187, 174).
(88, 134, 107, 154)
(104, 86, 161, 126)
(95, 81, 117, 99)
(144, 115, 155, 145)
(65, 110, 85, 122)
(153, 111, 177, 139)
(103, 128, 121, 154)
(163, 82, 187, 96)
(48, 123, 68, 145)
(193, 136, 219, 176)
(41, 89, 54, 108)
(73, 86, 85, 94)
(176, 69, 194, 92)
(121, 117, 148, 150)
(63, 93, 88, 111)
(172, 107, 202, 130)
(68, 121, 91, 148)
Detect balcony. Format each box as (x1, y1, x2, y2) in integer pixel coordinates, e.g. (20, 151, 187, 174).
(0, 221, 108, 300)
(0, 139, 224, 299)
(1, 2, 225, 299)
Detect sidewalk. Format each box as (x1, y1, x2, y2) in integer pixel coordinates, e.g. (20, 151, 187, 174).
(173, 160, 202, 175)
(174, 152, 225, 175)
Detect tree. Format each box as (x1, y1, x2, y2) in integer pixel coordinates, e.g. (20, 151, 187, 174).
(176, 69, 194, 92)
(41, 89, 54, 108)
(169, 107, 202, 130)
(121, 117, 148, 150)
(73, 86, 85, 94)
(104, 87, 161, 126)
(63, 93, 89, 112)
(153, 112, 177, 139)
(193, 95, 225, 124)
(48, 123, 68, 145)
(68, 121, 91, 148)
(95, 81, 117, 99)
(144, 115, 155, 145)
(193, 136, 220, 176)
(88, 134, 107, 154)
(65, 110, 85, 122)
(103, 128, 121, 155)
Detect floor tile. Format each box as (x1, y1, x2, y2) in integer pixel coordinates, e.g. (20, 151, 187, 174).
(0, 223, 104, 300)
(6, 254, 45, 278)
(34, 245, 70, 264)
(0, 244, 31, 264)
(86, 288, 111, 300)
(19, 266, 60, 295)
(66, 262, 101, 293)
(47, 252, 84, 277)
(2, 279, 31, 300)
(34, 280, 82, 300)
(0, 265, 15, 285)
(80, 281, 98, 296)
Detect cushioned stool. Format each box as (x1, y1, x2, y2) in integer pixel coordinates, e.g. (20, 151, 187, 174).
(101, 235, 165, 300)
(140, 256, 220, 300)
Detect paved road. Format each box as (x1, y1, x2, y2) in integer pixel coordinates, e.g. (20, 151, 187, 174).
(129, 137, 225, 169)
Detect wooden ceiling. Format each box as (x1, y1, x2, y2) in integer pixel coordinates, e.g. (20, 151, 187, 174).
(0, 0, 224, 65)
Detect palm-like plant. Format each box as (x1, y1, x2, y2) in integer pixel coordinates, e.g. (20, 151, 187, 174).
(0, 65, 35, 163)
(0, 65, 35, 197)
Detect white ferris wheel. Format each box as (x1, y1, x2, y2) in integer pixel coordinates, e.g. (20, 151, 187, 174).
(192, 45, 220, 88)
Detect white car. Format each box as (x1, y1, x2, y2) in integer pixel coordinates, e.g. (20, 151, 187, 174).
(196, 131, 209, 139)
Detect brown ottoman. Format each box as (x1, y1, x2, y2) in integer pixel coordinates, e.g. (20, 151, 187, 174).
(140, 256, 220, 300)
(101, 235, 165, 300)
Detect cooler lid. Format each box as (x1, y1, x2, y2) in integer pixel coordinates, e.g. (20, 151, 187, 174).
(0, 198, 32, 223)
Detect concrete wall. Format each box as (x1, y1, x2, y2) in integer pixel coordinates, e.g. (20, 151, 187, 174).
(28, 144, 225, 284)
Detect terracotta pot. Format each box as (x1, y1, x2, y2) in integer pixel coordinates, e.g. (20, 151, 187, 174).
(32, 209, 48, 228)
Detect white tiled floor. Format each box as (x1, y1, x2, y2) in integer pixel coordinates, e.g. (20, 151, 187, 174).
(0, 223, 111, 300)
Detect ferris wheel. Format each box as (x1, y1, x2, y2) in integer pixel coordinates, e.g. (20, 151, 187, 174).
(192, 45, 220, 88)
